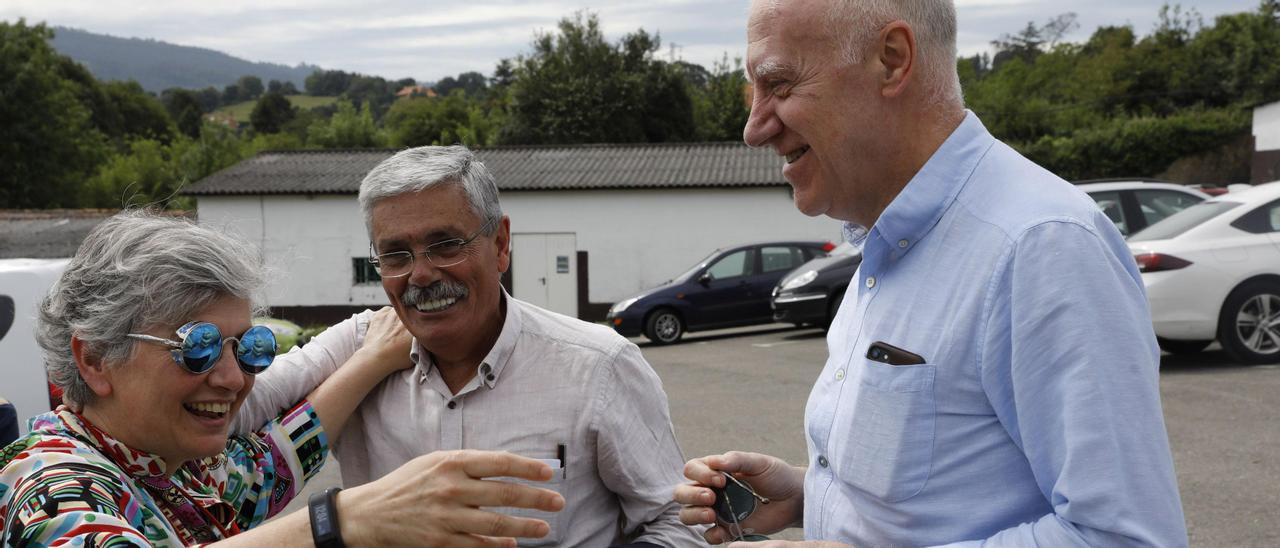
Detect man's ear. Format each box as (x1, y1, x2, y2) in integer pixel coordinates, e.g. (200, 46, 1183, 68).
(495, 215, 512, 274)
(71, 335, 113, 398)
(878, 21, 917, 98)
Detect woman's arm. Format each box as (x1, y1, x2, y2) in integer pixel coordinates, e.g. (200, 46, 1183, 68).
(232, 310, 375, 436)
(303, 307, 411, 442)
(213, 308, 412, 527)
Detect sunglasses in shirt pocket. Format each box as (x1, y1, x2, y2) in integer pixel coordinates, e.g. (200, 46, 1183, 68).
(836, 358, 936, 502)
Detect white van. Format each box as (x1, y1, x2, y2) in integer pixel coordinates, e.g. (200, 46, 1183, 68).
(0, 258, 69, 435)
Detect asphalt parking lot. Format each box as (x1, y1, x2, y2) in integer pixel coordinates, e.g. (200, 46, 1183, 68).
(292, 324, 1278, 546)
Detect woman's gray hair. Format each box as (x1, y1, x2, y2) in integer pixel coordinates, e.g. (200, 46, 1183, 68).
(37, 209, 266, 408)
(825, 0, 964, 108)
(357, 145, 503, 239)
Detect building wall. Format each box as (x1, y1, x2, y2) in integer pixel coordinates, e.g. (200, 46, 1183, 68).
(196, 187, 841, 315)
(1253, 102, 1280, 183)
(1253, 101, 1280, 151)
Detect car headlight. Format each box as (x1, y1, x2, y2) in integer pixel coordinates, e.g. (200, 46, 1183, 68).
(610, 297, 640, 315)
(781, 270, 818, 291)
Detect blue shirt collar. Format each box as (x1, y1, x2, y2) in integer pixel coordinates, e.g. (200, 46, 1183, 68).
(843, 111, 994, 253)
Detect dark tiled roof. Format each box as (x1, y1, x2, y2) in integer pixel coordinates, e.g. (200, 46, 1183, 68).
(0, 210, 191, 259)
(183, 143, 788, 196)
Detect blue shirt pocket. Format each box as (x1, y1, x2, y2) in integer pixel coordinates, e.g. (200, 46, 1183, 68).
(837, 360, 936, 502)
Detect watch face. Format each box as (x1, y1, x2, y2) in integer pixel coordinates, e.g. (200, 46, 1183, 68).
(713, 478, 757, 523)
(309, 489, 344, 548)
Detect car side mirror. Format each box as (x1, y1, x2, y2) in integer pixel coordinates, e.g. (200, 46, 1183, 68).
(697, 272, 712, 286)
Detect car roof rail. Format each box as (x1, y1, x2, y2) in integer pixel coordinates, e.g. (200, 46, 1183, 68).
(1071, 177, 1175, 185)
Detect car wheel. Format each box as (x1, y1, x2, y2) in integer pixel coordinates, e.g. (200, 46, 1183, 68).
(644, 308, 684, 345)
(822, 289, 846, 332)
(1217, 280, 1280, 364)
(1156, 337, 1211, 355)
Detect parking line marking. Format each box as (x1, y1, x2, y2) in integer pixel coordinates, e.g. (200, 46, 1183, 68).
(752, 341, 805, 348)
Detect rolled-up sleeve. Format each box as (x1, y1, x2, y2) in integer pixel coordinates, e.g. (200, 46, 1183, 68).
(233, 311, 370, 434)
(974, 219, 1188, 547)
(592, 342, 704, 546)
(213, 400, 330, 528)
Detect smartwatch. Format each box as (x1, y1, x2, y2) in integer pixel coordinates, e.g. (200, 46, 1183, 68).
(309, 487, 345, 548)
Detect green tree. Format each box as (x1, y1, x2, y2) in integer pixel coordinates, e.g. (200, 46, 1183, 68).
(223, 83, 242, 104)
(238, 75, 265, 99)
(100, 81, 176, 144)
(385, 91, 500, 147)
(307, 100, 384, 148)
(500, 12, 694, 144)
(195, 86, 222, 111)
(435, 71, 489, 97)
(692, 55, 750, 141)
(84, 138, 180, 208)
(250, 92, 296, 134)
(306, 69, 355, 96)
(0, 20, 108, 208)
(163, 88, 206, 138)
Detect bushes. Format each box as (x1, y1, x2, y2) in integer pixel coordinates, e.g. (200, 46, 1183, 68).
(1016, 107, 1250, 180)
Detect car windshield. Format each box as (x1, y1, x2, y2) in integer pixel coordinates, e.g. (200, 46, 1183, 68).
(674, 250, 722, 282)
(1129, 201, 1242, 241)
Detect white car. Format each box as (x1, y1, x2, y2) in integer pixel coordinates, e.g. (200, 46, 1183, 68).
(1079, 180, 1209, 238)
(1128, 182, 1280, 363)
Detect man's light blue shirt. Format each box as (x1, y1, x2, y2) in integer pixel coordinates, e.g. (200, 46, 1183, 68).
(804, 112, 1187, 546)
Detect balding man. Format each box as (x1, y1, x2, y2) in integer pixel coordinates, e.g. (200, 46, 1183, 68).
(675, 1, 1187, 546)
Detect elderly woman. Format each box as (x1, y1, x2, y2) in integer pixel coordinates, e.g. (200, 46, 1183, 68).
(0, 210, 563, 547)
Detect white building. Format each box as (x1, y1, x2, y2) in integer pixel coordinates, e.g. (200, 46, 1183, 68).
(1252, 101, 1280, 183)
(186, 144, 842, 324)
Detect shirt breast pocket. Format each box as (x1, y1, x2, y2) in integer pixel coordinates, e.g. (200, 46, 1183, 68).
(836, 360, 936, 502)
(491, 474, 564, 546)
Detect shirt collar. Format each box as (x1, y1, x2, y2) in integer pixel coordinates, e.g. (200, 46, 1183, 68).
(409, 288, 521, 390)
(844, 111, 994, 255)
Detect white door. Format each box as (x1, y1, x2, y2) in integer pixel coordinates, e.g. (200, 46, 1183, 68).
(512, 233, 578, 318)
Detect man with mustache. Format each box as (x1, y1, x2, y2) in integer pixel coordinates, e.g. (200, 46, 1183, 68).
(236, 145, 699, 547)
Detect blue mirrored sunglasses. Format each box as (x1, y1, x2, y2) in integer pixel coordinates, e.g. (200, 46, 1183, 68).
(127, 322, 277, 375)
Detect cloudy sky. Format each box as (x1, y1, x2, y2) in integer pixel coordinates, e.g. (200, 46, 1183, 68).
(0, 0, 1263, 83)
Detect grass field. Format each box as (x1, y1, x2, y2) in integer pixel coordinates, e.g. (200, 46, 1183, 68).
(213, 95, 337, 123)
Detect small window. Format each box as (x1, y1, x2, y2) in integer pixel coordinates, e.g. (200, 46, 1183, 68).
(1088, 190, 1128, 236)
(353, 258, 382, 284)
(761, 246, 803, 273)
(1136, 190, 1204, 227)
(1230, 199, 1280, 234)
(705, 250, 751, 280)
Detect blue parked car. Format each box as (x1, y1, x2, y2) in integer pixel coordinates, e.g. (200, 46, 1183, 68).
(606, 241, 834, 344)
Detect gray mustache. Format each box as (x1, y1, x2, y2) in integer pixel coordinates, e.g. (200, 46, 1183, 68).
(402, 280, 469, 306)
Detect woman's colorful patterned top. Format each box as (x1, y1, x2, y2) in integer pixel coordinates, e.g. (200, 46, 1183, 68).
(0, 402, 327, 547)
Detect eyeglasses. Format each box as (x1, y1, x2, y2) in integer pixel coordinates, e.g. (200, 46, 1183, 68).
(713, 473, 771, 542)
(127, 322, 278, 375)
(369, 217, 495, 278)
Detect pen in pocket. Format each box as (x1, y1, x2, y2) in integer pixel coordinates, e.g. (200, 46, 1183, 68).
(557, 443, 566, 479)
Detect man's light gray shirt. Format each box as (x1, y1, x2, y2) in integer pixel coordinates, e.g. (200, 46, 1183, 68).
(236, 294, 701, 547)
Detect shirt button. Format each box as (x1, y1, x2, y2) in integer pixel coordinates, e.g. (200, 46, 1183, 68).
(486, 374, 496, 382)
(818, 455, 829, 468)
(835, 368, 845, 380)
(866, 276, 876, 289)
(447, 400, 457, 410)
(898, 239, 909, 248)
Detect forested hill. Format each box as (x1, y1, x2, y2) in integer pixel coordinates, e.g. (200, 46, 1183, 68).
(49, 26, 319, 93)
